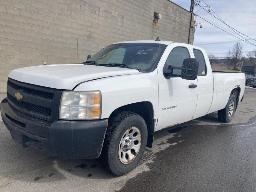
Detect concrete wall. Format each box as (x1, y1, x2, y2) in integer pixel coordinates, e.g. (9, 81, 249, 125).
(0, 0, 194, 92)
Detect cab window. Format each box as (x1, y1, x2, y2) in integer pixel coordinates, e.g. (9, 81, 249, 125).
(193, 49, 207, 76)
(165, 47, 190, 76)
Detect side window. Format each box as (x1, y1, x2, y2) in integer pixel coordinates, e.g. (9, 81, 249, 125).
(193, 49, 207, 76)
(165, 47, 190, 76)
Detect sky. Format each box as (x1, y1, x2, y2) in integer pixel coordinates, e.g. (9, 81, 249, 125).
(171, 0, 256, 58)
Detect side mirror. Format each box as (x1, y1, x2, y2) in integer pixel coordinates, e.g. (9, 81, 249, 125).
(87, 55, 92, 60)
(163, 65, 173, 79)
(181, 58, 199, 80)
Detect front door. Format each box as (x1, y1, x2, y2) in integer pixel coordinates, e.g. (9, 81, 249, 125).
(192, 48, 213, 119)
(157, 46, 198, 130)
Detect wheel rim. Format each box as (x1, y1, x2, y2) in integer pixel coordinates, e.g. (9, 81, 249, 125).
(118, 127, 142, 165)
(228, 99, 235, 117)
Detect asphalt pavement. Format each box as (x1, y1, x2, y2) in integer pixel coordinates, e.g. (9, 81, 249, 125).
(0, 88, 256, 192)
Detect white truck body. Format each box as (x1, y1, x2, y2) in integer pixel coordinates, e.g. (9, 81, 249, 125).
(2, 40, 245, 175)
(9, 41, 245, 131)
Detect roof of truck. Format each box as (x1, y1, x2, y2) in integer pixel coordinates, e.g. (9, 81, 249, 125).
(117, 40, 174, 45)
(116, 40, 206, 53)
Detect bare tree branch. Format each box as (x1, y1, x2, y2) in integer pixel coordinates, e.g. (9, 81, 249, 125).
(227, 42, 243, 70)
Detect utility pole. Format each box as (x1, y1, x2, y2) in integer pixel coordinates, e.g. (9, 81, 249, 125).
(188, 0, 195, 44)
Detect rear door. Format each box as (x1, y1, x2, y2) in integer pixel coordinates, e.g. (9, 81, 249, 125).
(157, 46, 198, 130)
(192, 48, 213, 118)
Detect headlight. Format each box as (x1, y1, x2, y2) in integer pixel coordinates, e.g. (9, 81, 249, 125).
(59, 91, 101, 120)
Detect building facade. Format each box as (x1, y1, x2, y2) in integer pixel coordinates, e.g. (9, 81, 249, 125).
(0, 0, 194, 92)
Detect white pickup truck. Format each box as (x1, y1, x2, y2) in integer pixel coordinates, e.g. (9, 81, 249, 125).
(1, 40, 245, 175)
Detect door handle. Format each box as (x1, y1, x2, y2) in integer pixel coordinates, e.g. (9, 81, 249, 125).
(189, 83, 197, 88)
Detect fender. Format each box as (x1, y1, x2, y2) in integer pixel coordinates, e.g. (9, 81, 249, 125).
(74, 72, 159, 120)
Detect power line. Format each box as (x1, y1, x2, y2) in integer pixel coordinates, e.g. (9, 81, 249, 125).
(196, 0, 256, 46)
(196, 14, 256, 47)
(198, 5, 256, 46)
(195, 14, 248, 43)
(168, 0, 256, 48)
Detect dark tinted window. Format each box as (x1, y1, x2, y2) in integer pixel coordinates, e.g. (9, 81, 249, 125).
(165, 47, 190, 76)
(193, 49, 207, 76)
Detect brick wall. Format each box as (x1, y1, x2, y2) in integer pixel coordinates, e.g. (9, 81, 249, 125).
(0, 0, 193, 92)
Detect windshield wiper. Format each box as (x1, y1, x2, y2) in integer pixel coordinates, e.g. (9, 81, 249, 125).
(100, 63, 141, 72)
(82, 62, 141, 72)
(82, 60, 97, 65)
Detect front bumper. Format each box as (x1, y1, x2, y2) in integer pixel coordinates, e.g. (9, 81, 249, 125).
(1, 98, 108, 159)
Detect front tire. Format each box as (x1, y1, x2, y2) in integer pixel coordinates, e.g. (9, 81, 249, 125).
(218, 91, 238, 123)
(103, 111, 148, 176)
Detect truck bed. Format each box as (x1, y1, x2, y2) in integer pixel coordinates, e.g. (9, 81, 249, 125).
(213, 71, 243, 73)
(208, 72, 246, 113)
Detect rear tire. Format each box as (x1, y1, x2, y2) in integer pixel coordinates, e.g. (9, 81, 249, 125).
(218, 91, 238, 123)
(103, 111, 148, 176)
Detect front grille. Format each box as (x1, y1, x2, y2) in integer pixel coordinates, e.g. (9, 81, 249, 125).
(7, 78, 62, 122)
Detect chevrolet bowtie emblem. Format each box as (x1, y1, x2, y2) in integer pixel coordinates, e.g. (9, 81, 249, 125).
(14, 91, 23, 101)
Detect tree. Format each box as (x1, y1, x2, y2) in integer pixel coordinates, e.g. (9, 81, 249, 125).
(228, 42, 243, 70)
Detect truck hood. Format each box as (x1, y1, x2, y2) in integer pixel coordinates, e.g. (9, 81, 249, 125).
(9, 64, 140, 90)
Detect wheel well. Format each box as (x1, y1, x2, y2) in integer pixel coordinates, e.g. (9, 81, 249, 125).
(108, 102, 155, 148)
(231, 87, 241, 105)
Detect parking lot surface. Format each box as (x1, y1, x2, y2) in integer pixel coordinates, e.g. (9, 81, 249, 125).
(0, 88, 256, 192)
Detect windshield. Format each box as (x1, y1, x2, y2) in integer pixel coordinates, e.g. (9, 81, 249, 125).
(85, 43, 167, 72)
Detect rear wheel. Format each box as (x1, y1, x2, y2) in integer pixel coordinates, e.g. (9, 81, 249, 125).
(218, 91, 238, 123)
(103, 111, 148, 176)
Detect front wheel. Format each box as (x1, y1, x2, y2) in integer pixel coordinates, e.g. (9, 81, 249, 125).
(103, 111, 148, 176)
(218, 91, 238, 123)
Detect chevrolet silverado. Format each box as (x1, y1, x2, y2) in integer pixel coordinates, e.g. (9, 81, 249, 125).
(1, 40, 245, 175)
